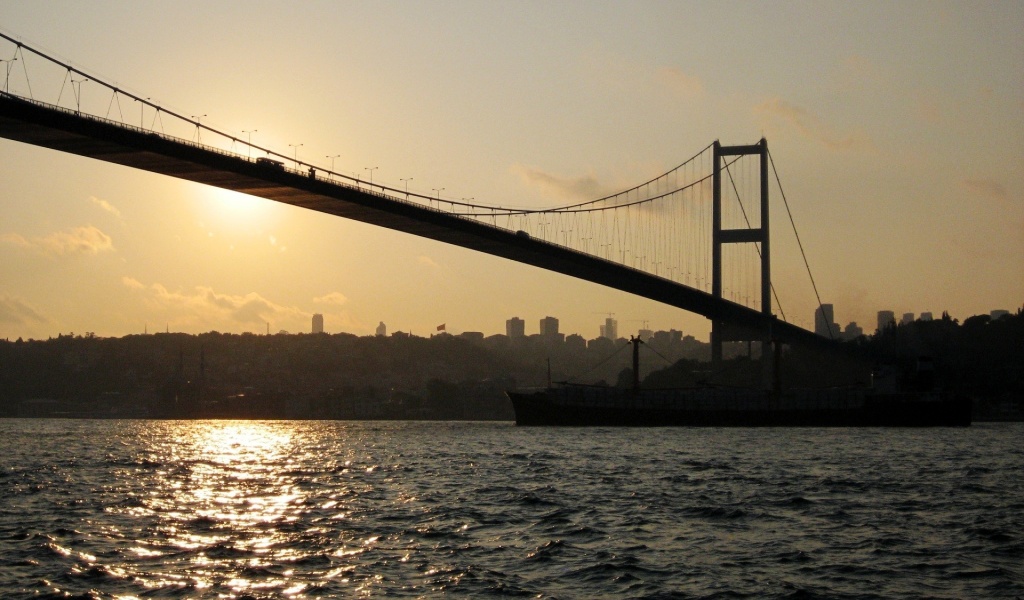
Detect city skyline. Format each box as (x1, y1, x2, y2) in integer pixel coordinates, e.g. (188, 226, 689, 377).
(1, 2, 1021, 341)
(108, 300, 1021, 343)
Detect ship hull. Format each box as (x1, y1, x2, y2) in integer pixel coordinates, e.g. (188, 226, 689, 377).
(507, 388, 972, 427)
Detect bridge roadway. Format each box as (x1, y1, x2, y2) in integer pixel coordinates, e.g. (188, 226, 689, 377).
(0, 93, 826, 348)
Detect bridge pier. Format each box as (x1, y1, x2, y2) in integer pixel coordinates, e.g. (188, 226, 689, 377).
(712, 139, 773, 388)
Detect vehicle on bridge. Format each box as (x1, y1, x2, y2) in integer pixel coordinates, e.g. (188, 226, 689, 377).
(256, 156, 285, 169)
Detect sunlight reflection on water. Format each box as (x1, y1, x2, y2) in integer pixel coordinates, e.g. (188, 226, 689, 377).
(0, 420, 1021, 599)
(122, 421, 324, 597)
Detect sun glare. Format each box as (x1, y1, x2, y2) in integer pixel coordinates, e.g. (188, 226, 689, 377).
(196, 187, 279, 232)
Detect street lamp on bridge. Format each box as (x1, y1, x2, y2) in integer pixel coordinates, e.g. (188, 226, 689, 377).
(71, 76, 89, 114)
(289, 143, 303, 168)
(326, 155, 341, 178)
(190, 114, 207, 143)
(139, 97, 154, 129)
(431, 188, 445, 208)
(242, 130, 257, 159)
(365, 167, 378, 190)
(1, 57, 16, 92)
(400, 177, 413, 198)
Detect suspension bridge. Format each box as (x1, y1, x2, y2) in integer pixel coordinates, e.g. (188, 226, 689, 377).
(0, 32, 832, 362)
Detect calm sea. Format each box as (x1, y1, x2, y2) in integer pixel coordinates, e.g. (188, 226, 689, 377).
(0, 419, 1021, 599)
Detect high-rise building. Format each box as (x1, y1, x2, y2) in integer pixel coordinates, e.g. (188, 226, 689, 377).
(920, 312, 934, 321)
(312, 313, 324, 334)
(375, 321, 387, 337)
(901, 312, 915, 325)
(506, 317, 525, 338)
(842, 322, 864, 340)
(877, 310, 896, 333)
(564, 334, 587, 352)
(539, 316, 559, 337)
(991, 309, 1010, 321)
(814, 304, 838, 338)
(600, 317, 618, 340)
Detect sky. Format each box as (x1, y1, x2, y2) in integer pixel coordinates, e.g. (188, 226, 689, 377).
(0, 1, 1021, 341)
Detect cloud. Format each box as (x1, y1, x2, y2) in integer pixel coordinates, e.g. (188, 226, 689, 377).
(510, 164, 619, 202)
(656, 66, 705, 97)
(121, 276, 146, 290)
(0, 294, 48, 325)
(755, 98, 874, 152)
(123, 278, 309, 327)
(0, 225, 114, 256)
(0, 233, 30, 249)
(89, 196, 122, 218)
(416, 256, 440, 269)
(313, 292, 348, 306)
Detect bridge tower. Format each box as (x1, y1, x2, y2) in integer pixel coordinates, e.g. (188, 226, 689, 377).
(711, 139, 772, 379)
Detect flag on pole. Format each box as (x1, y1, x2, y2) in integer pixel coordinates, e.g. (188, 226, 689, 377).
(437, 323, 446, 331)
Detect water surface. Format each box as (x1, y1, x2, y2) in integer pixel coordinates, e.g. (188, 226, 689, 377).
(1, 419, 1021, 598)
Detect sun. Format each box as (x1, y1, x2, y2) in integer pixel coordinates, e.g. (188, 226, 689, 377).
(195, 186, 281, 232)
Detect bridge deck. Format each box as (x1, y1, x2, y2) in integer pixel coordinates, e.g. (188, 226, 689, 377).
(0, 93, 826, 348)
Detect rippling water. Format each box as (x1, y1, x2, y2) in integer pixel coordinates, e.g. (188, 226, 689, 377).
(0, 419, 1021, 599)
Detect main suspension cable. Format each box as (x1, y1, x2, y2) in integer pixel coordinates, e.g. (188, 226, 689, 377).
(768, 149, 828, 338)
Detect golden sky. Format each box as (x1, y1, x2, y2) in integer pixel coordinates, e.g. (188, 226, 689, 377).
(0, 1, 1021, 341)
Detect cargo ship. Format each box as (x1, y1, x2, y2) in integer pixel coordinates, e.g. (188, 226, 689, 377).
(506, 339, 971, 427)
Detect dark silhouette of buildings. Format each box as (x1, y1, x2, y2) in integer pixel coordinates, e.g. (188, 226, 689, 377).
(2, 307, 1019, 421)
